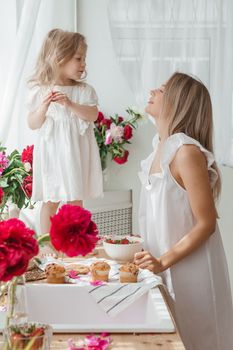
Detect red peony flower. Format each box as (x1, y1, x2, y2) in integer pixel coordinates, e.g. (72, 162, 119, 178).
(0, 187, 4, 205)
(22, 175, 33, 198)
(118, 116, 124, 123)
(113, 150, 129, 165)
(101, 118, 112, 129)
(123, 125, 133, 140)
(50, 204, 99, 257)
(21, 145, 34, 166)
(97, 111, 105, 124)
(0, 218, 39, 282)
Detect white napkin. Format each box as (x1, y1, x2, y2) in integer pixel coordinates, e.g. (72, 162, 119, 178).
(86, 261, 162, 317)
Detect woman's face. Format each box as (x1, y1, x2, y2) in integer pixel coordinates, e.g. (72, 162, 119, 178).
(145, 84, 165, 119)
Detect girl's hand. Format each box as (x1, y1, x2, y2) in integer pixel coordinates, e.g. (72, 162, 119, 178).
(134, 251, 164, 274)
(51, 91, 72, 108)
(39, 92, 54, 114)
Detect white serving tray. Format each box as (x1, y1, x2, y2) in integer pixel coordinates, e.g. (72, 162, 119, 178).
(12, 283, 174, 333)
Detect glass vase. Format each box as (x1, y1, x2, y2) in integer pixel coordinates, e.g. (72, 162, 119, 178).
(3, 323, 53, 350)
(6, 275, 28, 327)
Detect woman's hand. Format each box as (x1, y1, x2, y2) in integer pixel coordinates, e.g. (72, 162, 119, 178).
(134, 251, 164, 274)
(51, 91, 72, 108)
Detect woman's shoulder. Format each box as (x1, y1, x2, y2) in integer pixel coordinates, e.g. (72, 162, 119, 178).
(163, 132, 215, 169)
(174, 143, 207, 169)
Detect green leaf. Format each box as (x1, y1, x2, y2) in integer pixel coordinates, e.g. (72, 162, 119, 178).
(0, 178, 9, 188)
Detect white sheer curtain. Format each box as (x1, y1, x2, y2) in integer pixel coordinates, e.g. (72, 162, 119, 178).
(108, 0, 233, 166)
(0, 0, 76, 151)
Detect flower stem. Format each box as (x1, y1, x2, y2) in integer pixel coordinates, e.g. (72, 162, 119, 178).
(3, 167, 29, 178)
(37, 233, 50, 245)
(6, 277, 17, 327)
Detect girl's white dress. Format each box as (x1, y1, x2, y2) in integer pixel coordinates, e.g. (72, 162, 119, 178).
(139, 132, 233, 350)
(27, 83, 103, 202)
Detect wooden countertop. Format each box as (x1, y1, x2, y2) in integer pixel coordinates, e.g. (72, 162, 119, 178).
(0, 333, 184, 349)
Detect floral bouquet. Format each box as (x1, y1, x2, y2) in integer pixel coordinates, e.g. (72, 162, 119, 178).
(94, 107, 143, 170)
(0, 144, 34, 216)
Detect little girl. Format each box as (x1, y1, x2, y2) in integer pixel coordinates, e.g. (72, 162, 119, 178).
(27, 28, 103, 235)
(135, 72, 233, 349)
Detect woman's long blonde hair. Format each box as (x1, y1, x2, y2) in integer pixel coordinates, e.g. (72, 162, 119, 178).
(29, 28, 87, 86)
(162, 72, 221, 201)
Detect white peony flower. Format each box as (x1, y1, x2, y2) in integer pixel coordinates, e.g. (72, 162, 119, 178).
(109, 123, 124, 142)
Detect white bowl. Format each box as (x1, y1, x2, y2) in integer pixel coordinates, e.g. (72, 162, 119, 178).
(103, 235, 144, 262)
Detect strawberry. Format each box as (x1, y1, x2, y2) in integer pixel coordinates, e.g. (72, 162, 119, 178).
(121, 238, 130, 244)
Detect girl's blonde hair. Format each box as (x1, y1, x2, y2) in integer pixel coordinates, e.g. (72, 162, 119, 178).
(162, 72, 221, 201)
(29, 28, 87, 86)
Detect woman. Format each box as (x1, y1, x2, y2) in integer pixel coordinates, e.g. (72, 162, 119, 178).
(135, 72, 233, 349)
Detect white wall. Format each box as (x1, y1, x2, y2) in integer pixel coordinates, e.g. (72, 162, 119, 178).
(76, 0, 156, 234)
(77, 0, 233, 292)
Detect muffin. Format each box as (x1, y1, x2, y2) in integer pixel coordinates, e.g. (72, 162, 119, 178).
(119, 262, 139, 283)
(45, 263, 65, 284)
(90, 261, 111, 282)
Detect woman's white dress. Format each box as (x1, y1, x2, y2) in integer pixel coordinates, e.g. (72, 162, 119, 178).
(139, 132, 233, 350)
(27, 83, 103, 202)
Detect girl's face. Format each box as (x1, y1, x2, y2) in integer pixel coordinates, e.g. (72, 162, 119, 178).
(145, 84, 165, 119)
(58, 47, 86, 83)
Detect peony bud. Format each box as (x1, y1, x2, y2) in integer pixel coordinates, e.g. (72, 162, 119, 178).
(24, 162, 32, 172)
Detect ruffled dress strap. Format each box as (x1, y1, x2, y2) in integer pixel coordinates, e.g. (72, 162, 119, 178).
(161, 132, 218, 187)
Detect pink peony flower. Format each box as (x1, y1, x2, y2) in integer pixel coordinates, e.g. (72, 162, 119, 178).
(0, 152, 9, 175)
(85, 335, 111, 350)
(50, 204, 99, 257)
(105, 131, 112, 145)
(68, 334, 111, 350)
(90, 280, 105, 286)
(0, 187, 4, 205)
(100, 333, 110, 338)
(109, 124, 124, 143)
(68, 270, 80, 279)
